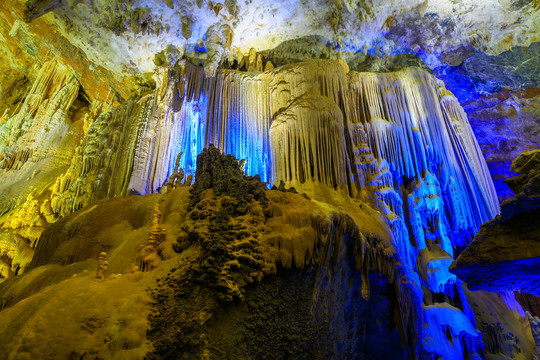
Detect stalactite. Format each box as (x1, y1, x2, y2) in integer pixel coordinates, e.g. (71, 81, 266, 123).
(344, 67, 499, 359)
(123, 61, 498, 358)
(0, 60, 79, 168)
(437, 87, 500, 232)
(421, 304, 482, 359)
(204, 24, 233, 78)
(203, 69, 271, 182)
(128, 72, 179, 194)
(51, 89, 151, 217)
(269, 60, 349, 118)
(82, 99, 103, 134)
(166, 151, 184, 191)
(135, 202, 166, 272)
(0, 60, 83, 278)
(270, 93, 347, 189)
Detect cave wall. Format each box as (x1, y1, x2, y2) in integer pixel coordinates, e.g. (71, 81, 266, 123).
(465, 89, 540, 202)
(0, 54, 519, 359)
(0, 0, 539, 356)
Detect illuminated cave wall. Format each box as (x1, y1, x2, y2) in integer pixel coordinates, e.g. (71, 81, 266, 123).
(1, 54, 510, 359)
(1, 0, 539, 358)
(17, 59, 496, 358)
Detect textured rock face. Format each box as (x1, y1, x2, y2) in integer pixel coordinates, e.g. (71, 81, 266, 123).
(0, 60, 85, 278)
(2, 0, 538, 215)
(0, 0, 539, 358)
(0, 156, 402, 359)
(466, 290, 539, 360)
(0, 144, 511, 359)
(147, 146, 401, 359)
(464, 89, 540, 202)
(27, 1, 540, 65)
(0, 1, 136, 104)
(450, 149, 540, 358)
(436, 42, 540, 103)
(451, 150, 540, 296)
(4, 0, 540, 102)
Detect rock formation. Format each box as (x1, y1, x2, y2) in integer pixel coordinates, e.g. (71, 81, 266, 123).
(136, 203, 166, 272)
(1, 54, 531, 358)
(96, 251, 108, 280)
(464, 89, 540, 202)
(0, 1, 539, 358)
(451, 150, 540, 296)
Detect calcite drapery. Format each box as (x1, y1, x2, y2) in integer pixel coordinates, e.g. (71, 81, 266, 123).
(270, 93, 347, 189)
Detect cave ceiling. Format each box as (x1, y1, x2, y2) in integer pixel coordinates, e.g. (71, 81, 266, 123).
(2, 0, 540, 103)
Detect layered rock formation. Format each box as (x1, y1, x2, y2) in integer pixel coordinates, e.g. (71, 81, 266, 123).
(0, 60, 86, 278)
(14, 0, 540, 81)
(465, 89, 540, 202)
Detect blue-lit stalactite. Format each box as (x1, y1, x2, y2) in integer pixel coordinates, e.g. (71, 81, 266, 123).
(129, 62, 500, 359)
(128, 64, 272, 195)
(170, 65, 272, 184)
(170, 96, 208, 177)
(346, 69, 498, 359)
(203, 72, 271, 182)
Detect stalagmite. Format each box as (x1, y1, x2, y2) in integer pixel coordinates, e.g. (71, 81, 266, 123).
(96, 252, 108, 280)
(166, 152, 184, 191)
(247, 48, 257, 72)
(264, 60, 274, 72)
(136, 203, 166, 272)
